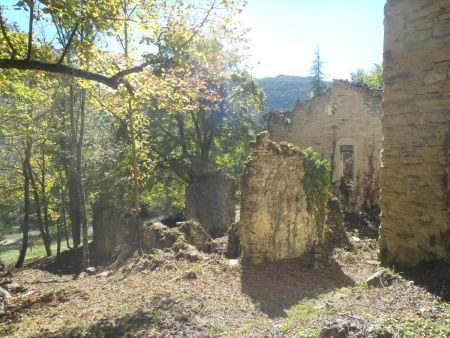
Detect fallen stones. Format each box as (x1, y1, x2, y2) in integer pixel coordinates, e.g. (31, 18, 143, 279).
(77, 272, 89, 279)
(177, 220, 213, 253)
(366, 268, 397, 288)
(6, 282, 27, 294)
(0, 286, 11, 299)
(143, 222, 183, 251)
(143, 220, 212, 254)
(319, 319, 392, 338)
(85, 267, 97, 275)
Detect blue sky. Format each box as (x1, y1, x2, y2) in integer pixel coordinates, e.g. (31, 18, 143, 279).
(241, 0, 385, 79)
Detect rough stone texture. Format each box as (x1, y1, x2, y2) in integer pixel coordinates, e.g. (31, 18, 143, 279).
(185, 170, 236, 238)
(380, 0, 450, 265)
(226, 221, 240, 258)
(177, 220, 213, 253)
(240, 132, 319, 264)
(92, 201, 139, 260)
(142, 222, 183, 251)
(143, 220, 212, 253)
(267, 80, 382, 208)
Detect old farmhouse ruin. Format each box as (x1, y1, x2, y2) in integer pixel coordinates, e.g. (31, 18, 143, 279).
(250, 0, 450, 266)
(267, 80, 382, 209)
(91, 0, 449, 268)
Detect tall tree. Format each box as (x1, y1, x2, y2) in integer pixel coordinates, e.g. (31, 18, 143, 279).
(309, 47, 327, 98)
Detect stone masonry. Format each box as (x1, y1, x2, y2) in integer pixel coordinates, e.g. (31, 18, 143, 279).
(92, 200, 139, 260)
(380, 0, 450, 265)
(267, 80, 382, 209)
(185, 170, 236, 238)
(240, 132, 319, 264)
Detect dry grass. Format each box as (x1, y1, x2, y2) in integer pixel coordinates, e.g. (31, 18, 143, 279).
(1, 237, 449, 337)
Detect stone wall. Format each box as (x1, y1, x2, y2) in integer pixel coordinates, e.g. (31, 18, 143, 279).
(92, 201, 139, 260)
(185, 170, 236, 238)
(240, 132, 319, 264)
(380, 0, 450, 265)
(267, 80, 382, 208)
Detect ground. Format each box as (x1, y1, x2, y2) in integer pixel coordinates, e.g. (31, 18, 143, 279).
(0, 236, 449, 337)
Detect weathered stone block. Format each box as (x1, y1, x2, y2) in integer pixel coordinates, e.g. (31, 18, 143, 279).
(92, 201, 139, 260)
(185, 170, 236, 238)
(380, 0, 450, 266)
(239, 132, 319, 264)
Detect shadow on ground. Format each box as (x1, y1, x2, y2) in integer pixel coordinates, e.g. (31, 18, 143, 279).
(241, 257, 355, 317)
(24, 243, 98, 275)
(397, 260, 450, 301)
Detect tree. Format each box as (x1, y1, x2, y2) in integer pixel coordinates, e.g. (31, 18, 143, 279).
(309, 47, 327, 98)
(135, 34, 263, 212)
(350, 63, 383, 88)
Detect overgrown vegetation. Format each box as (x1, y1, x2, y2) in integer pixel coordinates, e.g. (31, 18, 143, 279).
(302, 148, 332, 246)
(0, 0, 263, 267)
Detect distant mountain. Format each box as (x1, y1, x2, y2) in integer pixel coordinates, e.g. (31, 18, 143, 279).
(257, 75, 330, 112)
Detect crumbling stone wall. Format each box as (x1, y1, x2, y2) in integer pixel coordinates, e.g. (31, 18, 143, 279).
(93, 201, 139, 260)
(267, 80, 382, 208)
(240, 132, 319, 264)
(380, 0, 450, 265)
(185, 170, 236, 238)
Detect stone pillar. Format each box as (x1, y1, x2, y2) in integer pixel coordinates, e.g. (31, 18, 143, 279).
(92, 200, 139, 260)
(380, 0, 450, 265)
(185, 170, 236, 238)
(240, 132, 318, 264)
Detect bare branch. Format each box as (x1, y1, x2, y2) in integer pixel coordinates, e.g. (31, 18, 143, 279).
(58, 22, 79, 64)
(0, 10, 17, 59)
(177, 0, 216, 51)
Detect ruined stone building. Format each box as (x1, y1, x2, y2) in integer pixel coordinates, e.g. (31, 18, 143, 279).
(266, 80, 382, 208)
(240, 132, 320, 264)
(380, 0, 450, 265)
(185, 170, 236, 238)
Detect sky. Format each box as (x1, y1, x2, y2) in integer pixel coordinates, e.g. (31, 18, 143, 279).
(2, 0, 385, 81)
(241, 0, 385, 80)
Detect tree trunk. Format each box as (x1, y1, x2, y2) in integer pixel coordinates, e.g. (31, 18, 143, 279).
(67, 84, 81, 247)
(123, 5, 142, 254)
(57, 206, 62, 261)
(78, 88, 89, 269)
(40, 144, 52, 251)
(29, 167, 52, 256)
(60, 185, 72, 250)
(129, 101, 142, 254)
(16, 139, 32, 268)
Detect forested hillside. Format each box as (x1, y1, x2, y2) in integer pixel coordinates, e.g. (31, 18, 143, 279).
(257, 75, 330, 111)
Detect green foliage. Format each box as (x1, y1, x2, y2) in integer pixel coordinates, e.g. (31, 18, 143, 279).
(350, 64, 383, 88)
(286, 303, 317, 320)
(302, 148, 332, 245)
(303, 148, 332, 214)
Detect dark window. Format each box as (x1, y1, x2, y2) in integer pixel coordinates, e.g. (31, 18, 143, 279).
(340, 145, 354, 180)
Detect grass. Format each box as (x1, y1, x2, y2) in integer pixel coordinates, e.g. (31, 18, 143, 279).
(0, 225, 93, 265)
(0, 240, 72, 265)
(1, 236, 449, 337)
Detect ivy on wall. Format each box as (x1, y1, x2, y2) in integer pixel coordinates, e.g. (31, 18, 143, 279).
(302, 148, 332, 246)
